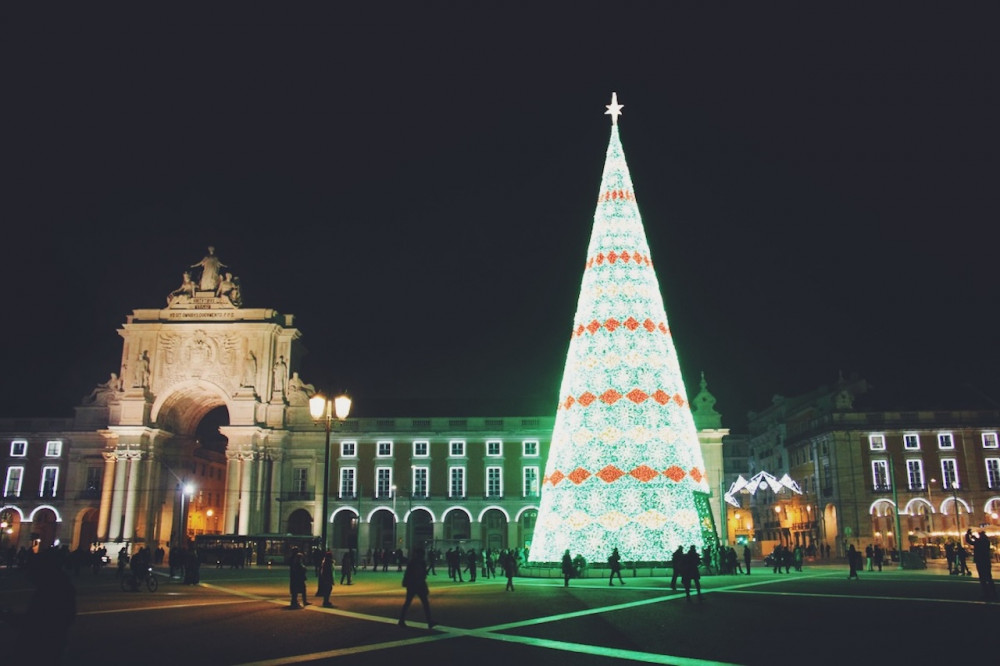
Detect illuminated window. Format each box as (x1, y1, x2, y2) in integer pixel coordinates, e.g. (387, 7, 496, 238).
(486, 466, 502, 498)
(869, 434, 885, 451)
(10, 440, 26, 457)
(986, 459, 1000, 489)
(523, 467, 539, 497)
(486, 440, 502, 457)
(412, 466, 428, 498)
(983, 433, 998, 449)
(871, 460, 890, 491)
(449, 467, 465, 498)
(413, 440, 429, 457)
(937, 433, 955, 450)
(376, 467, 392, 498)
(339, 467, 356, 498)
(903, 434, 920, 450)
(906, 459, 924, 490)
(4, 466, 23, 496)
(341, 441, 357, 457)
(941, 459, 959, 489)
(376, 441, 393, 458)
(45, 440, 62, 457)
(523, 440, 539, 457)
(292, 467, 308, 494)
(40, 466, 59, 497)
(449, 440, 465, 457)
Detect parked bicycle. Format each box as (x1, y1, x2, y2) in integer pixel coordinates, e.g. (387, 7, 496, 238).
(121, 566, 158, 592)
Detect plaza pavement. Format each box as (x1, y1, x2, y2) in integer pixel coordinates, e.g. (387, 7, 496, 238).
(2, 557, 996, 665)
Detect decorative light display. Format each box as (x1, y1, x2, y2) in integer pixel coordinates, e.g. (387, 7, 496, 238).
(529, 93, 713, 564)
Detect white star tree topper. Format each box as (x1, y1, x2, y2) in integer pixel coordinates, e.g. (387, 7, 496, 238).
(605, 92, 624, 125)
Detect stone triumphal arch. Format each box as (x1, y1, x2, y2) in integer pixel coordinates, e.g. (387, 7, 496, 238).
(77, 248, 327, 552)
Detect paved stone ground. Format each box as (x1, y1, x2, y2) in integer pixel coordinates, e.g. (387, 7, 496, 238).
(1, 558, 996, 665)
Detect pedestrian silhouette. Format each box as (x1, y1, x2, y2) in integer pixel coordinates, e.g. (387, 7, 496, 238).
(399, 547, 436, 629)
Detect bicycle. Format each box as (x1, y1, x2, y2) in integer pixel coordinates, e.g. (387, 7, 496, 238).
(121, 566, 159, 592)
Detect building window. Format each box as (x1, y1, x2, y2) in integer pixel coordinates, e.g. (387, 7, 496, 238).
(4, 466, 24, 496)
(10, 440, 26, 457)
(449, 467, 465, 498)
(45, 440, 63, 457)
(983, 433, 998, 449)
(523, 466, 539, 497)
(869, 434, 885, 451)
(937, 433, 955, 450)
(450, 440, 465, 457)
(986, 459, 1000, 489)
(377, 441, 393, 458)
(903, 434, 920, 450)
(906, 459, 924, 490)
(486, 466, 502, 498)
(871, 460, 890, 491)
(941, 459, 959, 489)
(341, 441, 357, 457)
(412, 466, 428, 498)
(413, 440, 429, 457)
(292, 467, 308, 494)
(523, 440, 539, 457)
(376, 467, 393, 498)
(85, 467, 102, 493)
(486, 440, 502, 457)
(40, 466, 59, 497)
(339, 468, 356, 498)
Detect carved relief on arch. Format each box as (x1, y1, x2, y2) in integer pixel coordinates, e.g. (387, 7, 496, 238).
(157, 330, 246, 394)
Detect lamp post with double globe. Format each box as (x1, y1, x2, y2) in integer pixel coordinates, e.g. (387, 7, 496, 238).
(310, 392, 353, 552)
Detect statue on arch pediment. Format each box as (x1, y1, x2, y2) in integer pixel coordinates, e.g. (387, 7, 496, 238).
(287, 372, 316, 406)
(84, 373, 123, 405)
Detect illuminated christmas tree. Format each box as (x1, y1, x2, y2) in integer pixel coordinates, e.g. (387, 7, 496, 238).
(529, 93, 713, 564)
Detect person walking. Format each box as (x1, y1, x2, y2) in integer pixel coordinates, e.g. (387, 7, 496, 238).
(561, 549, 574, 587)
(318, 550, 335, 607)
(955, 543, 971, 576)
(466, 549, 478, 582)
(847, 544, 860, 580)
(743, 545, 752, 575)
(398, 547, 436, 629)
(670, 545, 684, 590)
(501, 550, 516, 591)
(682, 545, 702, 603)
(608, 547, 626, 585)
(966, 529, 998, 601)
(340, 549, 353, 585)
(289, 549, 309, 608)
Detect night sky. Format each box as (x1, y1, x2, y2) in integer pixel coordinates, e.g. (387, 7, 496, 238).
(2, 6, 998, 428)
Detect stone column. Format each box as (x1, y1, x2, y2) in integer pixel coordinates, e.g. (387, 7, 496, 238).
(224, 453, 241, 534)
(238, 452, 254, 535)
(469, 515, 483, 549)
(107, 452, 128, 542)
(97, 452, 116, 541)
(122, 452, 142, 541)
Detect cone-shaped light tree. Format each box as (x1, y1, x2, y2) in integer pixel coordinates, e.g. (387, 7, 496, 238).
(529, 93, 714, 564)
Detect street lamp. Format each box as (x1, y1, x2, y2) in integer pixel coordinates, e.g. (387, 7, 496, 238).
(391, 484, 398, 549)
(310, 392, 352, 552)
(926, 477, 937, 535)
(178, 482, 194, 548)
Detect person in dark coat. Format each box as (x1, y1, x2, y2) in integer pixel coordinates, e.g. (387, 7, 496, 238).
(743, 545, 752, 575)
(608, 547, 625, 585)
(398, 547, 436, 629)
(2, 548, 77, 664)
(966, 529, 997, 601)
(561, 549, 574, 587)
(847, 544, 860, 579)
(289, 550, 308, 608)
(682, 545, 702, 602)
(318, 550, 335, 607)
(670, 545, 684, 590)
